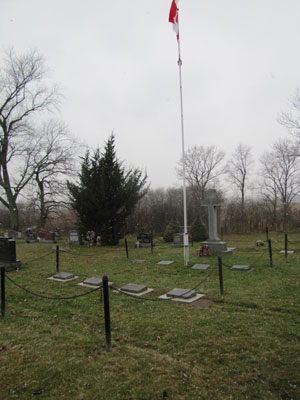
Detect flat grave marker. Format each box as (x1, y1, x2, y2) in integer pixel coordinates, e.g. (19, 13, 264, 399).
(230, 265, 252, 271)
(159, 288, 205, 303)
(118, 282, 153, 296)
(131, 259, 146, 263)
(78, 278, 113, 288)
(157, 260, 175, 266)
(280, 250, 295, 254)
(48, 272, 78, 282)
(191, 264, 211, 270)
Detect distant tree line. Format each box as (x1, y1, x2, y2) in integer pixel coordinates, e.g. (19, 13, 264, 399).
(1, 48, 300, 238)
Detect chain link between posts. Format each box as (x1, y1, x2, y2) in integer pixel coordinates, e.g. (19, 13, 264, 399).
(5, 274, 100, 300)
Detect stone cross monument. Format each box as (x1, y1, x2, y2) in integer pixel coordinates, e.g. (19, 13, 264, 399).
(200, 189, 233, 255)
(200, 189, 222, 242)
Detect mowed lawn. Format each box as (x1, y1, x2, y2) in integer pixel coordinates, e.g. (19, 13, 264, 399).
(1, 233, 299, 400)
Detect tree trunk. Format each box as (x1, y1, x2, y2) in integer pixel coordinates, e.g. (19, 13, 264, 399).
(9, 206, 19, 231)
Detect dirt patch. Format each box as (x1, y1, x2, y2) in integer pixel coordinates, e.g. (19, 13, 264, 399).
(189, 298, 214, 309)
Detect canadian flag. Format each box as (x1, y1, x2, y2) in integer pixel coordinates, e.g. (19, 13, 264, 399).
(169, 0, 179, 40)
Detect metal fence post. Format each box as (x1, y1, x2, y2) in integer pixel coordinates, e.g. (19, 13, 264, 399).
(284, 233, 288, 259)
(56, 245, 59, 272)
(125, 239, 129, 259)
(268, 239, 273, 267)
(1, 267, 5, 317)
(102, 275, 112, 352)
(218, 256, 224, 295)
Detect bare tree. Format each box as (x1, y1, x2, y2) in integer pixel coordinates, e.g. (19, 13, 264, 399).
(0, 48, 59, 230)
(260, 138, 300, 230)
(26, 120, 79, 227)
(226, 143, 254, 224)
(278, 88, 300, 138)
(177, 145, 225, 202)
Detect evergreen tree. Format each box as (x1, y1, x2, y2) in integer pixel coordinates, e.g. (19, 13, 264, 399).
(163, 217, 181, 242)
(68, 134, 148, 244)
(191, 214, 208, 242)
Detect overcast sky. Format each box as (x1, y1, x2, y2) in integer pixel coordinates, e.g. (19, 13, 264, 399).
(2, 0, 300, 189)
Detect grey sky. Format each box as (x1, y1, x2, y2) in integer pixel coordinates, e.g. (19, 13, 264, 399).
(2, 0, 300, 188)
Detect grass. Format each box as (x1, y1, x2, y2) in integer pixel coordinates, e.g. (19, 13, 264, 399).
(0, 232, 300, 399)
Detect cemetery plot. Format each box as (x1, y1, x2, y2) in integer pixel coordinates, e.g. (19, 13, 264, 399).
(191, 264, 211, 270)
(230, 265, 252, 271)
(119, 283, 153, 296)
(159, 288, 205, 303)
(48, 272, 78, 282)
(157, 260, 175, 265)
(78, 278, 113, 288)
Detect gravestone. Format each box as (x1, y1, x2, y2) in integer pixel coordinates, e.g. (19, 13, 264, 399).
(83, 277, 102, 287)
(120, 283, 148, 293)
(26, 229, 38, 243)
(54, 228, 62, 241)
(200, 189, 234, 255)
(53, 272, 75, 280)
(191, 264, 211, 270)
(0, 237, 22, 271)
(230, 265, 252, 271)
(157, 260, 175, 265)
(68, 230, 82, 245)
(173, 233, 183, 248)
(136, 233, 152, 248)
(166, 288, 196, 299)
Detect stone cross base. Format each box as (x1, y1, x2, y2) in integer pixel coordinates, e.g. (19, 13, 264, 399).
(200, 241, 234, 256)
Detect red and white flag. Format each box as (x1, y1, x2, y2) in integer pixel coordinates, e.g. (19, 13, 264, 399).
(169, 0, 179, 40)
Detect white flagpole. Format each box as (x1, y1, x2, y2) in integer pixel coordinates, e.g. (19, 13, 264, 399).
(177, 26, 189, 266)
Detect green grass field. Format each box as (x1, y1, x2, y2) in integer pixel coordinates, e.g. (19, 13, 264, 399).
(1, 233, 299, 399)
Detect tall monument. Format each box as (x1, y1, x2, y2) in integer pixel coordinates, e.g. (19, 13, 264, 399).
(200, 189, 233, 255)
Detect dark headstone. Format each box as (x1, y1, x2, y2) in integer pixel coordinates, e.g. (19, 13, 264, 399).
(256, 240, 265, 247)
(0, 238, 21, 271)
(54, 228, 62, 240)
(136, 233, 152, 248)
(120, 283, 148, 293)
(166, 288, 197, 299)
(0, 238, 16, 262)
(26, 229, 38, 243)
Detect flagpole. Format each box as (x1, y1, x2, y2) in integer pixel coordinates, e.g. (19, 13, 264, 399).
(177, 32, 189, 267)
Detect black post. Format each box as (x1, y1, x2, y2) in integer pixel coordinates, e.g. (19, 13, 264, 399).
(151, 237, 154, 253)
(218, 256, 224, 295)
(102, 275, 112, 352)
(1, 267, 5, 317)
(125, 238, 129, 259)
(284, 233, 288, 259)
(268, 239, 273, 267)
(56, 245, 59, 272)
(266, 226, 269, 241)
